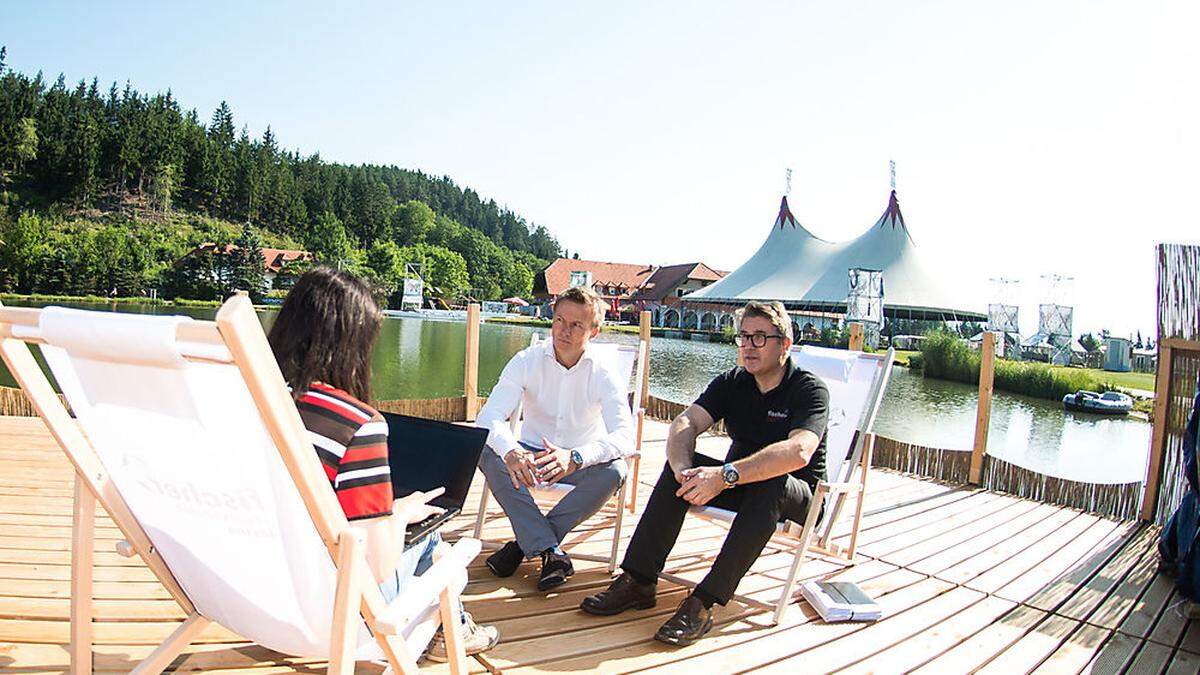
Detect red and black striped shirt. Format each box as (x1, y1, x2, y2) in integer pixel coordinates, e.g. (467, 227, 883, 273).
(296, 382, 393, 521)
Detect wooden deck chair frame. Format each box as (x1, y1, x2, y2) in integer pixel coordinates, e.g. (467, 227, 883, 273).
(0, 296, 476, 675)
(659, 346, 895, 626)
(472, 333, 648, 572)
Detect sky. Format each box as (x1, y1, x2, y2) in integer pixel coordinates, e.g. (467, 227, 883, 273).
(3, 0, 1197, 338)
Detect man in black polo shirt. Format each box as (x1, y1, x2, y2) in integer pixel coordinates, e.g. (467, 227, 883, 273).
(580, 300, 828, 646)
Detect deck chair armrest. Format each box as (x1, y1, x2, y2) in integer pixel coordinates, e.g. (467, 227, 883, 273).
(376, 537, 481, 634)
(821, 481, 862, 495)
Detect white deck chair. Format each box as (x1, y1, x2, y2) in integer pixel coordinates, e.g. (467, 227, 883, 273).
(661, 345, 894, 625)
(0, 296, 479, 675)
(471, 334, 648, 572)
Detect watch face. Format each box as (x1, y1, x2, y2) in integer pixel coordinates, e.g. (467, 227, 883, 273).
(723, 465, 739, 484)
(571, 450, 583, 465)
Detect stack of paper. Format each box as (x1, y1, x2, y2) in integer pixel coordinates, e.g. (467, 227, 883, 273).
(800, 580, 883, 622)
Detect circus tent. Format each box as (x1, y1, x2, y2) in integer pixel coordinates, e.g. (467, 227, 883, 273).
(683, 191, 985, 321)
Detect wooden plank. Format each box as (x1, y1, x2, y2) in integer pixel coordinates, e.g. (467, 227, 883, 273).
(1075, 631, 1141, 674)
(933, 505, 1083, 585)
(1027, 621, 1112, 674)
(855, 491, 1015, 558)
(992, 521, 1134, 605)
(965, 613, 1087, 673)
(464, 303, 480, 421)
(911, 604, 1048, 673)
(967, 515, 1116, 595)
(650, 578, 955, 675)
(1164, 647, 1200, 674)
(497, 564, 925, 674)
(1123, 639, 1174, 673)
(891, 498, 1048, 571)
(71, 475, 95, 675)
(1052, 526, 1159, 621)
(1117, 570, 1179, 639)
(840, 595, 1017, 674)
(970, 331, 995, 484)
(1142, 341, 1173, 521)
(0, 617, 243, 644)
(829, 483, 984, 547)
(1147, 587, 1190, 649)
(1081, 525, 1164, 631)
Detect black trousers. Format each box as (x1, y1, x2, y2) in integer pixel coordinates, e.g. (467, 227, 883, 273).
(621, 453, 815, 605)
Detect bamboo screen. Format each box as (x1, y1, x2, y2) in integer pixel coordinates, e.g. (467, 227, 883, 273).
(1152, 244, 1200, 527)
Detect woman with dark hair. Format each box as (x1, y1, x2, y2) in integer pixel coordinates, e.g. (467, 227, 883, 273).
(268, 267, 498, 662)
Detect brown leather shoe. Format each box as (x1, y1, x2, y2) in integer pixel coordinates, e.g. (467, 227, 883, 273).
(654, 594, 713, 646)
(579, 572, 657, 615)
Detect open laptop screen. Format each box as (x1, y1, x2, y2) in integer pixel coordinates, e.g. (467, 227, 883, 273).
(381, 411, 487, 510)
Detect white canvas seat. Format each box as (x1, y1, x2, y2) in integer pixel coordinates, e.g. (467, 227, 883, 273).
(472, 334, 648, 571)
(663, 344, 894, 625)
(0, 296, 478, 674)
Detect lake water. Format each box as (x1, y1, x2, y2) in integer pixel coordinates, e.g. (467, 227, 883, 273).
(0, 301, 1150, 484)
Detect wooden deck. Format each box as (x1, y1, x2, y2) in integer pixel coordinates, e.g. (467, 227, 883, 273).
(0, 415, 1194, 674)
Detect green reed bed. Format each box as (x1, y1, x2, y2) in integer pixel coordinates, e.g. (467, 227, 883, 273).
(916, 330, 1115, 402)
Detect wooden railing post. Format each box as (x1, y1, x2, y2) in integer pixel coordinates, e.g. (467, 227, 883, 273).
(464, 304, 481, 421)
(1141, 340, 1174, 521)
(638, 311, 652, 406)
(71, 474, 95, 674)
(848, 322, 864, 352)
(969, 331, 996, 485)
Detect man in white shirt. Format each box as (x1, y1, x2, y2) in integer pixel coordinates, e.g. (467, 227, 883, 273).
(475, 285, 634, 591)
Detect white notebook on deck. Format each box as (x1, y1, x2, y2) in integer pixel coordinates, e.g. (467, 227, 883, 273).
(800, 580, 883, 622)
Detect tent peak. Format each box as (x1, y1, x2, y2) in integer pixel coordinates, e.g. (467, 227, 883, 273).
(879, 190, 907, 232)
(776, 195, 799, 229)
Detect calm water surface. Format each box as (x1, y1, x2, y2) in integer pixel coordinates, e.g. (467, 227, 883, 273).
(1, 301, 1150, 484)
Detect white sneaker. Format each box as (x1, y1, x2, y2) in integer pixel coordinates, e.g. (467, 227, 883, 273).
(425, 611, 500, 662)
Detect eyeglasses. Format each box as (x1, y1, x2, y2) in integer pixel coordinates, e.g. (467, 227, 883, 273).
(734, 332, 785, 348)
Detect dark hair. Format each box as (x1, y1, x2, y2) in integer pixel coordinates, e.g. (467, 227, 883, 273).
(267, 267, 382, 402)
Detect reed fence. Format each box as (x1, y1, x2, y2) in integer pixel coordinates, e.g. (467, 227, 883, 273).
(872, 436, 972, 484)
(1143, 244, 1200, 525)
(375, 395, 474, 422)
(0, 386, 70, 417)
(644, 394, 726, 435)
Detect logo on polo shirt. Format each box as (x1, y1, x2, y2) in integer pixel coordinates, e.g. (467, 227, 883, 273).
(767, 409, 789, 419)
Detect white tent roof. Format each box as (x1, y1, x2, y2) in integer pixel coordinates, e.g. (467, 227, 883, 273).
(684, 192, 986, 320)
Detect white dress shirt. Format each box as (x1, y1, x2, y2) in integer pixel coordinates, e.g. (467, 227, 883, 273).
(475, 339, 634, 468)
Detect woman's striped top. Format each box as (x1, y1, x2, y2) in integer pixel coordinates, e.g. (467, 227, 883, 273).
(295, 382, 393, 521)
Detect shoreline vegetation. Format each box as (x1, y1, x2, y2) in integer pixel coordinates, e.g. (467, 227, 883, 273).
(911, 331, 1154, 418)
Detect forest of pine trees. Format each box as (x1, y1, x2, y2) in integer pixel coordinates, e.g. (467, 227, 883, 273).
(0, 47, 562, 304)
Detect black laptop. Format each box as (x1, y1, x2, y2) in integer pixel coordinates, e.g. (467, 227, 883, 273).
(382, 411, 488, 549)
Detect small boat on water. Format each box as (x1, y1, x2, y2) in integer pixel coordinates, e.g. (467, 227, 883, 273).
(1062, 390, 1134, 415)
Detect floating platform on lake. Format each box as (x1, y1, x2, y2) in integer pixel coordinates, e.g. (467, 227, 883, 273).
(0, 416, 1191, 672)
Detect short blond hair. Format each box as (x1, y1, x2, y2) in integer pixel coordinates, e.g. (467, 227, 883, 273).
(555, 285, 606, 327)
(736, 301, 793, 341)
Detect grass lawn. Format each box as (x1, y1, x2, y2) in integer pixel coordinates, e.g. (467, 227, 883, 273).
(1052, 366, 1155, 392)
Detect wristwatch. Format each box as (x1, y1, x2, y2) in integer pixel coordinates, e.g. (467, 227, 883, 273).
(570, 449, 584, 468)
(722, 462, 740, 488)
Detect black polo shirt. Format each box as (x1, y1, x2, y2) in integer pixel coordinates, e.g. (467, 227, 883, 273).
(694, 358, 829, 490)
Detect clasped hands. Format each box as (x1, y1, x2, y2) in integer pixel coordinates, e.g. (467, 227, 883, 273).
(673, 465, 726, 506)
(504, 437, 579, 489)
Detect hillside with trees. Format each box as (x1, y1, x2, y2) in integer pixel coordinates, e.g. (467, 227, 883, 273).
(0, 47, 560, 303)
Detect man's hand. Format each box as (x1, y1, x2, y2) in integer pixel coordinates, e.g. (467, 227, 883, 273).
(504, 448, 540, 489)
(393, 487, 446, 525)
(668, 460, 693, 484)
(534, 437, 578, 484)
(675, 466, 726, 506)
